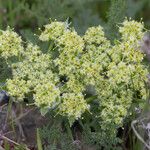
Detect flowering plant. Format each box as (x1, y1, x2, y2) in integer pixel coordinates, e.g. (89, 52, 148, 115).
(0, 19, 148, 147)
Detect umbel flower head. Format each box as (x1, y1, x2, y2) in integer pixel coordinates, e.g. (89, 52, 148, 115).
(119, 18, 144, 43)
(0, 19, 148, 137)
(6, 43, 60, 108)
(39, 21, 66, 41)
(7, 77, 29, 101)
(0, 28, 23, 59)
(59, 93, 89, 123)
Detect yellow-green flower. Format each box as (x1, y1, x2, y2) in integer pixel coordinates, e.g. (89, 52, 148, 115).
(59, 93, 89, 120)
(0, 29, 23, 59)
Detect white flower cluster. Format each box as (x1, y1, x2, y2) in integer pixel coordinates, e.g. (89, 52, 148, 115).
(59, 93, 89, 122)
(39, 21, 66, 41)
(0, 28, 23, 59)
(0, 19, 148, 129)
(7, 43, 60, 107)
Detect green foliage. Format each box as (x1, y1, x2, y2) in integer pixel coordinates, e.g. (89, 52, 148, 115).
(0, 0, 149, 35)
(0, 18, 148, 149)
(0, 0, 149, 149)
(39, 121, 76, 150)
(0, 0, 99, 33)
(82, 124, 122, 150)
(106, 0, 126, 40)
(0, 0, 29, 28)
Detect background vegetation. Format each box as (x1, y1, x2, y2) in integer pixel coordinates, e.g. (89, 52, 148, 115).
(0, 0, 150, 150)
(0, 0, 149, 35)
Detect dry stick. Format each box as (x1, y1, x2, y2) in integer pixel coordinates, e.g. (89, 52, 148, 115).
(0, 145, 5, 150)
(8, 106, 35, 124)
(7, 107, 36, 141)
(0, 107, 36, 150)
(9, 107, 36, 124)
(131, 119, 150, 149)
(1, 105, 35, 141)
(3, 131, 13, 136)
(0, 104, 7, 112)
(11, 109, 26, 141)
(1, 135, 20, 146)
(0, 135, 30, 150)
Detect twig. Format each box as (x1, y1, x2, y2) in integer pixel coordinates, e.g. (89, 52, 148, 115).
(8, 107, 36, 125)
(1, 135, 20, 146)
(3, 131, 13, 136)
(0, 135, 30, 150)
(0, 145, 5, 150)
(0, 104, 7, 112)
(131, 119, 150, 149)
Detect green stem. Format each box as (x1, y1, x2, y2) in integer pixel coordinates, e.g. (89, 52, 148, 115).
(66, 122, 74, 141)
(8, 0, 14, 27)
